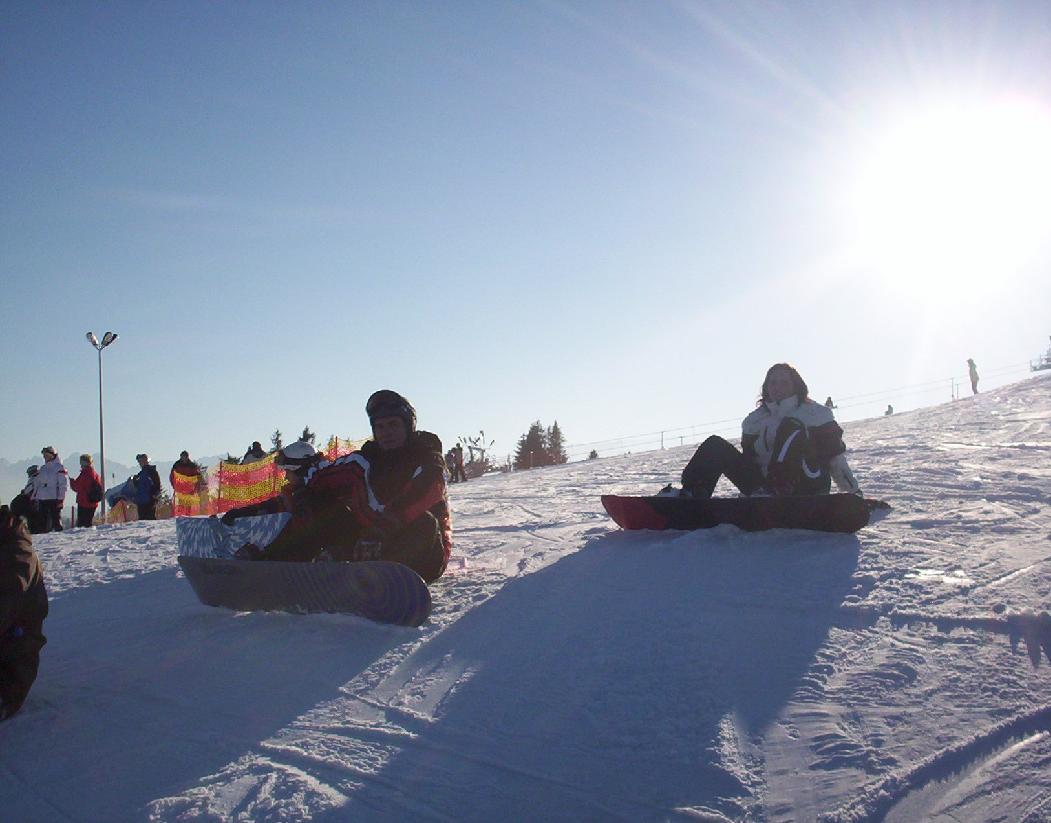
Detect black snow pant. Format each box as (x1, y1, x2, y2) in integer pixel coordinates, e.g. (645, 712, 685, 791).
(682, 436, 762, 499)
(137, 501, 156, 521)
(682, 419, 831, 499)
(37, 501, 63, 533)
(378, 512, 446, 584)
(76, 506, 97, 528)
(260, 506, 446, 584)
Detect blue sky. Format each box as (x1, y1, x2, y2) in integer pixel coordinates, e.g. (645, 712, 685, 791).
(4, 1, 1051, 471)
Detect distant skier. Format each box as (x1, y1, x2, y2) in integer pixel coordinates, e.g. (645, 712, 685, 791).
(967, 358, 979, 395)
(824, 396, 836, 410)
(241, 390, 450, 582)
(452, 444, 468, 483)
(675, 363, 861, 499)
(885, 405, 894, 416)
(0, 504, 48, 721)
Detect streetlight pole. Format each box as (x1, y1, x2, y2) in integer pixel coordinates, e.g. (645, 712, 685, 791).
(86, 331, 118, 520)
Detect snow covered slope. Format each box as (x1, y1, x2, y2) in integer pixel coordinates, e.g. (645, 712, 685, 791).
(3, 374, 1050, 822)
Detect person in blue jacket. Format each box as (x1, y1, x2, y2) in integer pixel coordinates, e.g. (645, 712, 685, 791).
(132, 454, 161, 520)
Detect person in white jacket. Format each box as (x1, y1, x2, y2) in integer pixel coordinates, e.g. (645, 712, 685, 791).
(32, 446, 67, 532)
(679, 363, 861, 499)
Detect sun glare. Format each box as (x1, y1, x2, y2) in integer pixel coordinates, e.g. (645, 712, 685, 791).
(846, 97, 1051, 299)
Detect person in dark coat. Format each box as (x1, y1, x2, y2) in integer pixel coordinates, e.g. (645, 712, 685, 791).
(11, 467, 45, 535)
(169, 451, 201, 486)
(248, 390, 451, 583)
(133, 454, 161, 521)
(0, 504, 48, 720)
(451, 444, 468, 483)
(677, 363, 861, 499)
(242, 442, 267, 464)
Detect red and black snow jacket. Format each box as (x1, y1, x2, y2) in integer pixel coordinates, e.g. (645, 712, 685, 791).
(69, 467, 103, 508)
(305, 431, 452, 565)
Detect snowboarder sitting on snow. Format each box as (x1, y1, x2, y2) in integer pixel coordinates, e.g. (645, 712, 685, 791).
(676, 363, 861, 499)
(240, 390, 451, 583)
(0, 504, 48, 721)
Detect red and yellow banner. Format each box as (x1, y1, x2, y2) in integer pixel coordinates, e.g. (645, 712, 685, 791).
(214, 454, 285, 513)
(168, 438, 367, 520)
(171, 470, 207, 517)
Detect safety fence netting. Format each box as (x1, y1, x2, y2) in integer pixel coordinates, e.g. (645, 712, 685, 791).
(168, 437, 365, 518)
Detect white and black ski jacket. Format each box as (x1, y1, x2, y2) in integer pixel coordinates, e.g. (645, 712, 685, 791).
(741, 397, 860, 493)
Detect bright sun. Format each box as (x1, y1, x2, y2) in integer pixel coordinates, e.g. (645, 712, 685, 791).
(846, 96, 1051, 298)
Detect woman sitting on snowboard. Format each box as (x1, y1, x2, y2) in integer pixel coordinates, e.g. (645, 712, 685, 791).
(678, 363, 861, 499)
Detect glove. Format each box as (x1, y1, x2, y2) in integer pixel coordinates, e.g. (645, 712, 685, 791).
(828, 453, 862, 496)
(220, 511, 237, 526)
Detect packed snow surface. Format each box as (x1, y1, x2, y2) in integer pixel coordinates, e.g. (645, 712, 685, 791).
(3, 375, 1050, 822)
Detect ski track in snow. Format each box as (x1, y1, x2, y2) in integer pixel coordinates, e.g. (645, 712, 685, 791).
(1, 374, 1049, 821)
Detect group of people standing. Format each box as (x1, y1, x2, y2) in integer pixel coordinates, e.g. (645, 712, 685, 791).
(446, 444, 468, 483)
(13, 448, 103, 533)
(14, 449, 165, 533)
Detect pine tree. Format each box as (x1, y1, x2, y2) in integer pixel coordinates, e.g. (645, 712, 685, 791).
(514, 421, 549, 470)
(271, 429, 283, 451)
(547, 420, 568, 465)
(300, 426, 315, 445)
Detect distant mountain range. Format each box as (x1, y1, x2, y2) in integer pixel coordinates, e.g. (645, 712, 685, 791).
(0, 453, 228, 507)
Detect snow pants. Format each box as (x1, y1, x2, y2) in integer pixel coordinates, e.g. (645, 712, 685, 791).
(259, 502, 446, 584)
(682, 419, 831, 498)
(76, 506, 97, 528)
(37, 501, 62, 533)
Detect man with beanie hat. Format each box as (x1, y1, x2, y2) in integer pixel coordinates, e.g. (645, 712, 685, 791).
(133, 454, 162, 521)
(250, 390, 450, 583)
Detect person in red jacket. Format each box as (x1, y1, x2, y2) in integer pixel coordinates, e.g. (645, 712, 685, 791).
(68, 455, 103, 528)
(247, 390, 450, 583)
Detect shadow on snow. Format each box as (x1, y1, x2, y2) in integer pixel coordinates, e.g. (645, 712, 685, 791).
(0, 567, 413, 822)
(323, 527, 860, 822)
